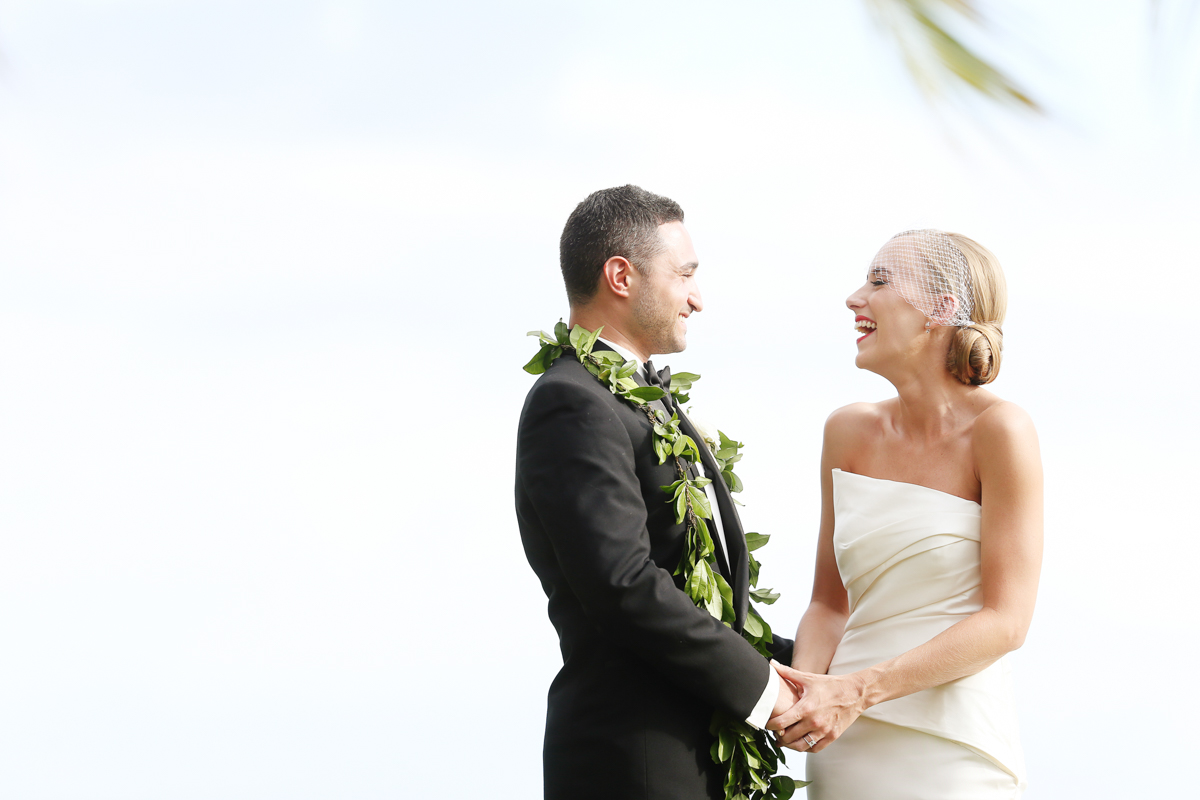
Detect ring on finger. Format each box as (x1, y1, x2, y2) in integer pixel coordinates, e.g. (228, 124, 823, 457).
(802, 733, 819, 750)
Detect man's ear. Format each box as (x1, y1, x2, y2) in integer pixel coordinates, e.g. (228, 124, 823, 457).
(599, 256, 635, 299)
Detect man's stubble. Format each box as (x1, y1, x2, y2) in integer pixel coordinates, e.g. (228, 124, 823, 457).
(631, 275, 685, 358)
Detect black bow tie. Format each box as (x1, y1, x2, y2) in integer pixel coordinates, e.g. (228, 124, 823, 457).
(643, 360, 675, 413)
(643, 359, 671, 392)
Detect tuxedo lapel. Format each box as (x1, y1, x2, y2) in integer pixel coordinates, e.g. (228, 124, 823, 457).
(588, 342, 744, 623)
(673, 407, 750, 632)
(631, 370, 736, 580)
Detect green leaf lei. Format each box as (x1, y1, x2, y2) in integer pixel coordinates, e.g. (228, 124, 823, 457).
(524, 321, 809, 800)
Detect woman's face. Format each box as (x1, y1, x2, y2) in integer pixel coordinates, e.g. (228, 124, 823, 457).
(845, 246, 932, 375)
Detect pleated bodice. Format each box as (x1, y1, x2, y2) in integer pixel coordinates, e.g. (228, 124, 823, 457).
(826, 469, 1025, 787)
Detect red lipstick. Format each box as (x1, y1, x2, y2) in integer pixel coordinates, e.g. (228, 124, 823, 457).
(854, 315, 876, 343)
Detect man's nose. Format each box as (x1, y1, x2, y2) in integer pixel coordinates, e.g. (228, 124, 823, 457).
(689, 285, 704, 313)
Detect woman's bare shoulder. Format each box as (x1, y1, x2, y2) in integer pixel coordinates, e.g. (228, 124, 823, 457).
(972, 400, 1041, 479)
(973, 399, 1038, 444)
(824, 400, 890, 446)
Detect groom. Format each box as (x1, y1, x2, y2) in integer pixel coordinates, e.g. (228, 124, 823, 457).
(515, 185, 798, 800)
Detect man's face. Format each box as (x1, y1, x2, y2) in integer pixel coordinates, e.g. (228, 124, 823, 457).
(630, 221, 704, 357)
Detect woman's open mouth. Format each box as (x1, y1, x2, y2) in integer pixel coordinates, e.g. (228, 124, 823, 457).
(854, 317, 876, 343)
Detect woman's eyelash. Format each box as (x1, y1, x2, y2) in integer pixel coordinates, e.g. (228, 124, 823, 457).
(871, 279, 886, 286)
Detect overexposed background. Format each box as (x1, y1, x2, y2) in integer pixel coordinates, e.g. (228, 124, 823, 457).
(0, 1, 1196, 797)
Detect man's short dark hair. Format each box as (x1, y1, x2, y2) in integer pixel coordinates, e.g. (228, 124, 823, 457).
(559, 185, 685, 305)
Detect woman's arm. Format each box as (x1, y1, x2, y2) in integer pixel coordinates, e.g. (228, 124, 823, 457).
(771, 402, 1043, 751)
(790, 409, 858, 674)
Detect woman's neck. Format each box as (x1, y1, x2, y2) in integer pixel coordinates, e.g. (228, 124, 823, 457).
(887, 366, 975, 439)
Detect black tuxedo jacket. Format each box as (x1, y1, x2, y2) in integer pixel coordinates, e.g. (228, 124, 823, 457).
(516, 345, 793, 800)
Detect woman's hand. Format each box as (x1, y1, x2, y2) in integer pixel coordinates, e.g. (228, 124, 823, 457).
(766, 664, 868, 753)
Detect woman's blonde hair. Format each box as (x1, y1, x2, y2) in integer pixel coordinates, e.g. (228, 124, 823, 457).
(941, 232, 1007, 385)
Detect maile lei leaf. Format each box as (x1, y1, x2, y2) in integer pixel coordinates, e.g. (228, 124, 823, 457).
(524, 321, 809, 800)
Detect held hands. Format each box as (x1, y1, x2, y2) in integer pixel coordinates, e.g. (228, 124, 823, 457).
(770, 661, 802, 718)
(766, 664, 868, 754)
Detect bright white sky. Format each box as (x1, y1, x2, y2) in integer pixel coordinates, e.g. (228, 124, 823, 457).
(0, 1, 1196, 798)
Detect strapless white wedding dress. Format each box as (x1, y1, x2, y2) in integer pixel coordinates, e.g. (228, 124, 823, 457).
(805, 469, 1026, 799)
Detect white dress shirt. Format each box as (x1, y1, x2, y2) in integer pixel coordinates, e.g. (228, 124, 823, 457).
(597, 338, 780, 729)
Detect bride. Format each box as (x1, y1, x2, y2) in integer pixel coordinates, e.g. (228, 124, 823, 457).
(768, 230, 1041, 798)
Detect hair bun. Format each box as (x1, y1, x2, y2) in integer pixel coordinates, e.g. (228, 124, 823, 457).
(948, 322, 1003, 385)
(938, 233, 1007, 386)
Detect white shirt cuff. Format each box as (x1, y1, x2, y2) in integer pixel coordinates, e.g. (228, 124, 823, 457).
(745, 662, 781, 730)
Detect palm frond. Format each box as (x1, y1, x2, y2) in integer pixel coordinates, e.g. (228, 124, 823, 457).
(865, 0, 1041, 112)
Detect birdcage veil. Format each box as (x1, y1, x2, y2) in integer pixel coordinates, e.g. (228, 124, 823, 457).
(869, 229, 974, 327)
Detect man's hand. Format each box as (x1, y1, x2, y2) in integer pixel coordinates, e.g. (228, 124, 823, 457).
(769, 661, 802, 718)
(766, 664, 867, 754)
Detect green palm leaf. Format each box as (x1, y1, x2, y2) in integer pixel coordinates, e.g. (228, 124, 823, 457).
(865, 0, 1041, 111)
